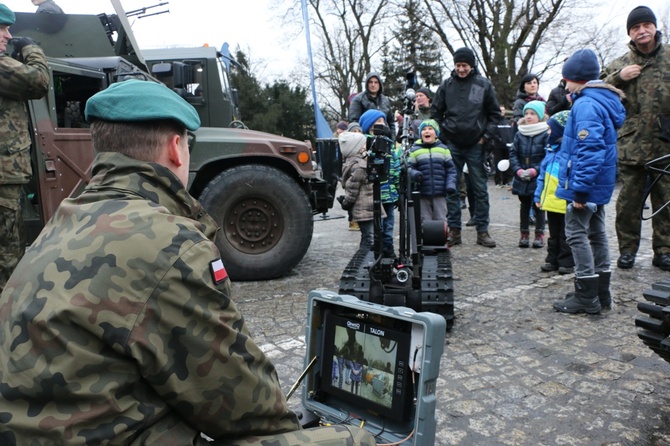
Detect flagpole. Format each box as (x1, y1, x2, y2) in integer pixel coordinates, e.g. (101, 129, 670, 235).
(301, 0, 332, 139)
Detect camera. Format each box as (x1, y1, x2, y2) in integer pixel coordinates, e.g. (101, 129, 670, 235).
(365, 123, 393, 184)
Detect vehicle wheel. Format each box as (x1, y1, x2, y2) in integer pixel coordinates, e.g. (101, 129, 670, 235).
(199, 165, 313, 281)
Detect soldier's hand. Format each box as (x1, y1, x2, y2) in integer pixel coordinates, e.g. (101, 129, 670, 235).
(620, 65, 642, 82)
(10, 37, 39, 62)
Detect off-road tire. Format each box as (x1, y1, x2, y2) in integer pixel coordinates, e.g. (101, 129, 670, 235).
(636, 278, 670, 364)
(199, 165, 313, 281)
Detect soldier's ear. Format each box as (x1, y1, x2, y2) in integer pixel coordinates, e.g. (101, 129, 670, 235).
(165, 134, 185, 168)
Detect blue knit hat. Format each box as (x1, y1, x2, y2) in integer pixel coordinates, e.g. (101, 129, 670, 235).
(419, 119, 440, 137)
(0, 4, 15, 25)
(359, 109, 386, 134)
(523, 100, 546, 121)
(562, 49, 600, 83)
(85, 80, 201, 131)
(547, 110, 570, 145)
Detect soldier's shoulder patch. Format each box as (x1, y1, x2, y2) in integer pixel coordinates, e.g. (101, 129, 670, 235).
(210, 259, 228, 283)
(577, 129, 589, 140)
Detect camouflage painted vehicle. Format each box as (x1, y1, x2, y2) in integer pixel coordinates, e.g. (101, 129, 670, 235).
(14, 4, 331, 281)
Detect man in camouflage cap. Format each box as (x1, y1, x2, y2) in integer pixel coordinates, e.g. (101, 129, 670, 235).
(0, 80, 375, 445)
(0, 3, 49, 293)
(602, 5, 670, 271)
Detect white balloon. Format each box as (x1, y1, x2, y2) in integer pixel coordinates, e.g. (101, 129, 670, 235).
(497, 159, 510, 172)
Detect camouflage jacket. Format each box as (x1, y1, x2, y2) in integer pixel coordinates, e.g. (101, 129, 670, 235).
(0, 152, 300, 445)
(602, 36, 670, 165)
(0, 45, 49, 185)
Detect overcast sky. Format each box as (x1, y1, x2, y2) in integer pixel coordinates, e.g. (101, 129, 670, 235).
(2, 0, 664, 99)
(3, 0, 305, 81)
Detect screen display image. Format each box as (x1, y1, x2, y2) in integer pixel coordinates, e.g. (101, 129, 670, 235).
(320, 313, 411, 422)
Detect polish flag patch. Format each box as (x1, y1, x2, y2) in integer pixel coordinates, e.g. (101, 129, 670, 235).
(210, 259, 228, 283)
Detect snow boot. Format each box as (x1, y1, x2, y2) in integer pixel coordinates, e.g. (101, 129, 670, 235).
(596, 270, 612, 310)
(518, 231, 530, 248)
(448, 228, 462, 247)
(554, 275, 601, 314)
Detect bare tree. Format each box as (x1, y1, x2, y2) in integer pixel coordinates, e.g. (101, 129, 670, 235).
(420, 0, 597, 107)
(658, 4, 670, 45)
(304, 0, 391, 121)
(382, 0, 445, 106)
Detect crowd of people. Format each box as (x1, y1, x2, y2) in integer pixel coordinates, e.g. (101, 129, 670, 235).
(0, 1, 667, 443)
(335, 5, 670, 317)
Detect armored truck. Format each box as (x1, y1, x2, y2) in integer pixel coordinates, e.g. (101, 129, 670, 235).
(14, 5, 332, 281)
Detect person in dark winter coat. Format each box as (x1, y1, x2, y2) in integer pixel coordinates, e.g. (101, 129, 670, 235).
(546, 79, 571, 116)
(410, 87, 433, 138)
(509, 100, 549, 249)
(534, 110, 574, 274)
(512, 74, 546, 124)
(552, 49, 626, 316)
(348, 72, 393, 126)
(408, 119, 457, 222)
(486, 105, 514, 186)
(430, 47, 500, 248)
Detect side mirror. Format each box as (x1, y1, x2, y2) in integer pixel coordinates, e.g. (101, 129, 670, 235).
(151, 62, 173, 78)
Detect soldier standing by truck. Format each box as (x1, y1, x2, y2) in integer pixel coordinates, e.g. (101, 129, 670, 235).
(0, 3, 48, 292)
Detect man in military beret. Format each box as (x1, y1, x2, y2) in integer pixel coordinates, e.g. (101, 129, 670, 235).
(602, 5, 670, 271)
(0, 80, 375, 445)
(0, 3, 49, 293)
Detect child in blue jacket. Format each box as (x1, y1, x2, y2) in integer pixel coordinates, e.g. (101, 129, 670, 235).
(509, 100, 549, 248)
(408, 119, 457, 223)
(534, 111, 574, 274)
(552, 49, 626, 315)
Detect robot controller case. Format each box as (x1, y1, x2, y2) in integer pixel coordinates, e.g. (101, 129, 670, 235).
(302, 290, 446, 445)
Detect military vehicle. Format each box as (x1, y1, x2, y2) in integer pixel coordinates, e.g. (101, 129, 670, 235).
(13, 2, 332, 281)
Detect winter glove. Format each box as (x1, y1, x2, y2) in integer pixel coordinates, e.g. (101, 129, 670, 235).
(337, 195, 353, 211)
(10, 37, 39, 62)
(527, 168, 538, 178)
(518, 169, 531, 181)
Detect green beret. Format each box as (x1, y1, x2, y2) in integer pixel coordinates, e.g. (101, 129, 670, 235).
(84, 80, 201, 131)
(0, 4, 15, 26)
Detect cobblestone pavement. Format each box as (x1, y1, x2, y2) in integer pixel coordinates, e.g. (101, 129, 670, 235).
(231, 181, 670, 446)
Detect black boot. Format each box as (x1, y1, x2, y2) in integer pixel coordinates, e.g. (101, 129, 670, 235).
(597, 271, 612, 310)
(563, 271, 612, 309)
(554, 275, 601, 314)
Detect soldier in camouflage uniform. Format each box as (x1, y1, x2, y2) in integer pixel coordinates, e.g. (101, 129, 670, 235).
(0, 80, 375, 445)
(0, 4, 49, 292)
(602, 6, 670, 271)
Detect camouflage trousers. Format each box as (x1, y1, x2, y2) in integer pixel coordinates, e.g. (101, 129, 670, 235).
(215, 425, 377, 445)
(616, 164, 670, 255)
(0, 185, 26, 293)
